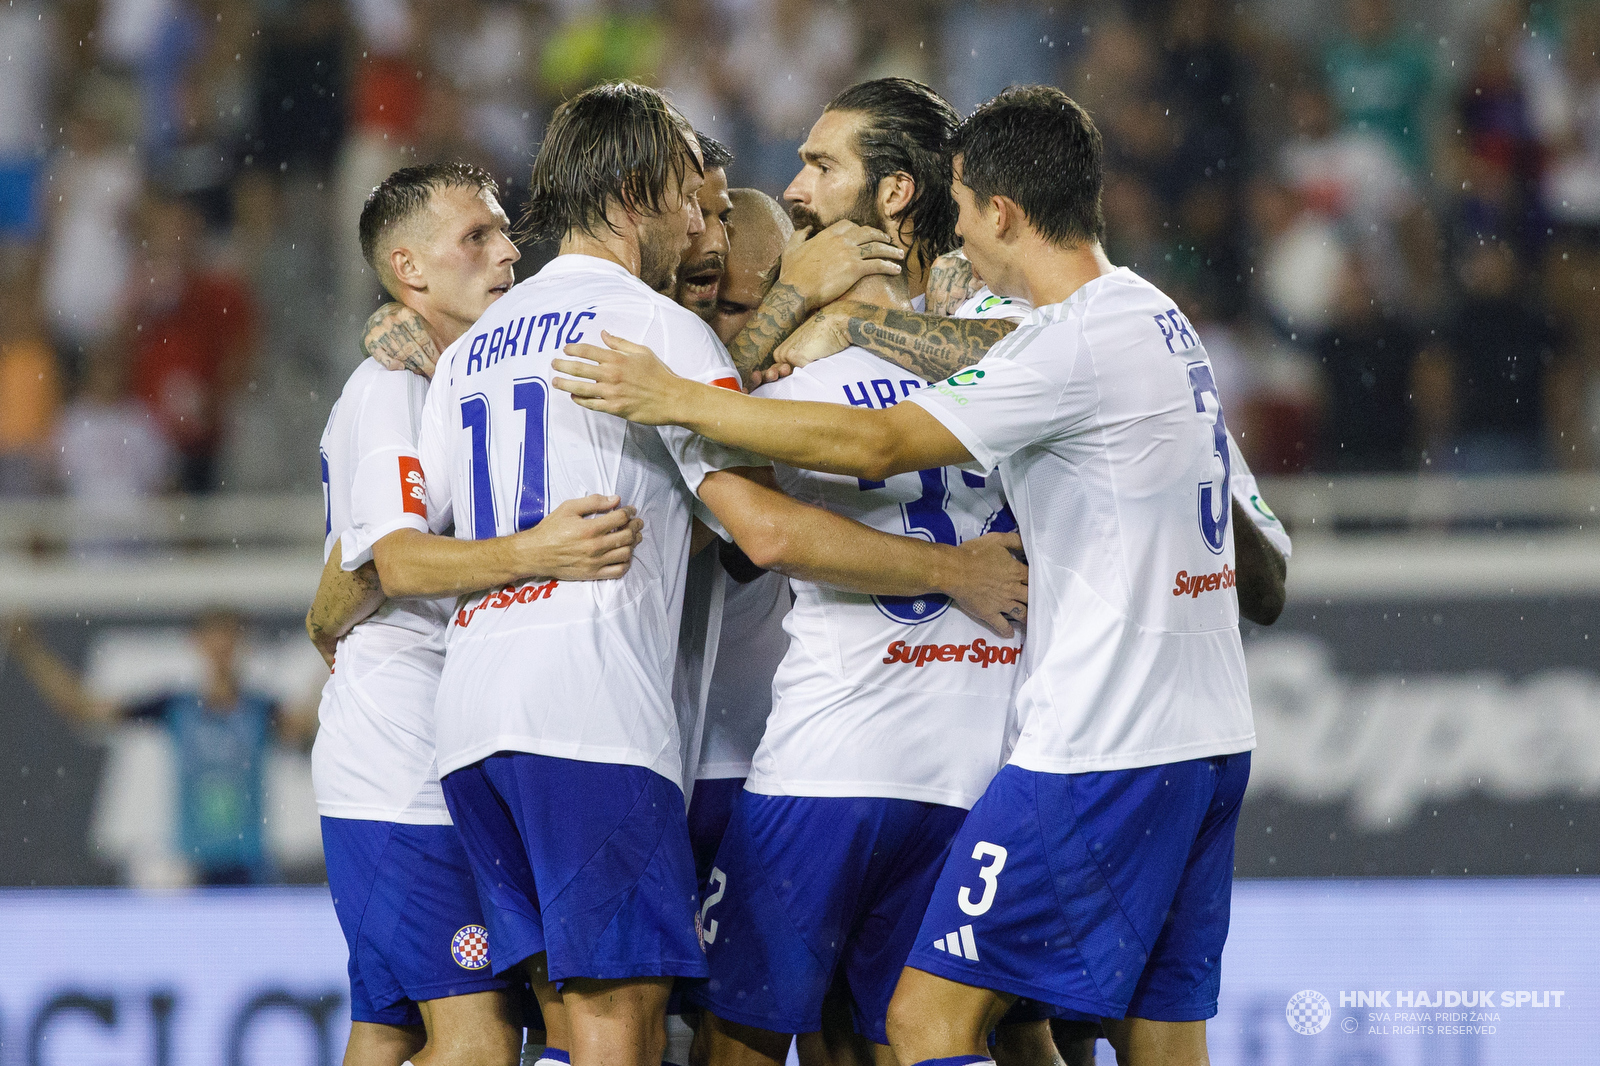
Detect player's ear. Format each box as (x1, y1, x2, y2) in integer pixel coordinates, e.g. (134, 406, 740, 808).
(390, 245, 425, 293)
(991, 195, 1021, 242)
(878, 172, 915, 222)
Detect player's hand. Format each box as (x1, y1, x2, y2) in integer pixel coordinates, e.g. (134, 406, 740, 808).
(772, 303, 853, 369)
(746, 361, 794, 389)
(363, 301, 439, 379)
(781, 221, 905, 313)
(512, 494, 644, 581)
(925, 250, 984, 317)
(554, 331, 696, 426)
(943, 532, 1028, 638)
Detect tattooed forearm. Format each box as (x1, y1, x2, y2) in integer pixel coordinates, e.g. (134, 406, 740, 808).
(844, 309, 1018, 381)
(729, 281, 808, 380)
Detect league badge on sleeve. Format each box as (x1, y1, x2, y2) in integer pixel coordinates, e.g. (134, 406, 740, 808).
(451, 924, 491, 970)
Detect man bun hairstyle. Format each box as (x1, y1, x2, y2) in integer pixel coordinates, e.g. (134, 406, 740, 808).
(824, 77, 960, 266)
(522, 81, 702, 244)
(949, 86, 1105, 247)
(359, 161, 499, 275)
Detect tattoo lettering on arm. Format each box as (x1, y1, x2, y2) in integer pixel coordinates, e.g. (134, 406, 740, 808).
(845, 309, 1018, 382)
(729, 281, 808, 381)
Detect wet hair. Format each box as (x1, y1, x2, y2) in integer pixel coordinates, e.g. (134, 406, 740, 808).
(823, 78, 960, 265)
(358, 162, 499, 275)
(697, 131, 734, 170)
(521, 81, 702, 243)
(949, 86, 1105, 247)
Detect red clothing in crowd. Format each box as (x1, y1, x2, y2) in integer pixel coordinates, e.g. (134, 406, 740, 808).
(131, 273, 255, 458)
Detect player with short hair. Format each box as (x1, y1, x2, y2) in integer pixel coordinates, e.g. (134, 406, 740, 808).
(672, 133, 734, 320)
(414, 82, 1027, 1066)
(551, 84, 1256, 1066)
(309, 161, 645, 1066)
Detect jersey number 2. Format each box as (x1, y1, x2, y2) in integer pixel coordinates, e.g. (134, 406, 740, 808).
(461, 378, 548, 539)
(1187, 362, 1230, 554)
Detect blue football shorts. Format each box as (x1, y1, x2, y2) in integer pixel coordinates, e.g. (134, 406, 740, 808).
(321, 817, 506, 1025)
(440, 751, 708, 984)
(688, 790, 968, 1043)
(906, 754, 1250, 1022)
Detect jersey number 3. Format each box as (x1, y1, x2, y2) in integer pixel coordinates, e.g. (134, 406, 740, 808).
(460, 378, 549, 539)
(1187, 362, 1230, 554)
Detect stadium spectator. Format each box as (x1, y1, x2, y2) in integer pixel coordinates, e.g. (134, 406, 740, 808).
(1322, 0, 1434, 171)
(1419, 239, 1568, 473)
(0, 256, 62, 496)
(127, 196, 257, 493)
(1313, 256, 1423, 472)
(54, 340, 173, 544)
(40, 77, 144, 370)
(7, 610, 316, 884)
(722, 0, 859, 190)
(0, 0, 55, 242)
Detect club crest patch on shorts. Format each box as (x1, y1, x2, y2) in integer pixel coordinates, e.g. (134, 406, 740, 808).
(451, 924, 491, 970)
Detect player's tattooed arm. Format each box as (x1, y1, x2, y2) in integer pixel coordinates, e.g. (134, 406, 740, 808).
(727, 279, 808, 383)
(363, 301, 439, 379)
(305, 541, 385, 667)
(1232, 498, 1288, 626)
(924, 250, 985, 317)
(729, 220, 906, 382)
(845, 307, 1017, 381)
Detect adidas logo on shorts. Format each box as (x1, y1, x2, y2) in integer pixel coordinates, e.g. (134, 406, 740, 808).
(931, 923, 980, 961)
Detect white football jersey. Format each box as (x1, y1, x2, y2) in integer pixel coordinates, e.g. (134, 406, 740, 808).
(417, 255, 763, 783)
(313, 358, 454, 824)
(749, 337, 1024, 808)
(696, 560, 791, 781)
(908, 267, 1256, 774)
(958, 288, 1290, 559)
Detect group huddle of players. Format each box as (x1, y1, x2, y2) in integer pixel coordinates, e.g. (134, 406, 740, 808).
(306, 75, 1291, 1066)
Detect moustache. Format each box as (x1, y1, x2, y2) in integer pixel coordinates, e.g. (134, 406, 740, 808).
(681, 252, 726, 279)
(788, 203, 825, 234)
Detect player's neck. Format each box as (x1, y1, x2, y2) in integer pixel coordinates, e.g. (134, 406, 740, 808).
(1017, 241, 1116, 308)
(839, 272, 912, 312)
(558, 229, 641, 279)
(406, 299, 469, 353)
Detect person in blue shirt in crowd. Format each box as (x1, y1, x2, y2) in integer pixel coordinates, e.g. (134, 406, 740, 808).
(7, 609, 316, 884)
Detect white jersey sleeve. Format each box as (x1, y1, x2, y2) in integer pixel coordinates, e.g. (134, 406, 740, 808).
(314, 358, 453, 825)
(951, 287, 1032, 324)
(333, 364, 434, 568)
(1227, 431, 1291, 559)
(905, 268, 1254, 775)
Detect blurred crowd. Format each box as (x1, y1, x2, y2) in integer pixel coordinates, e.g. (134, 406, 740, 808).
(1, 0, 1598, 506)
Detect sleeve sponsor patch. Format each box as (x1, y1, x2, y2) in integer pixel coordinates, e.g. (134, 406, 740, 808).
(398, 455, 428, 517)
